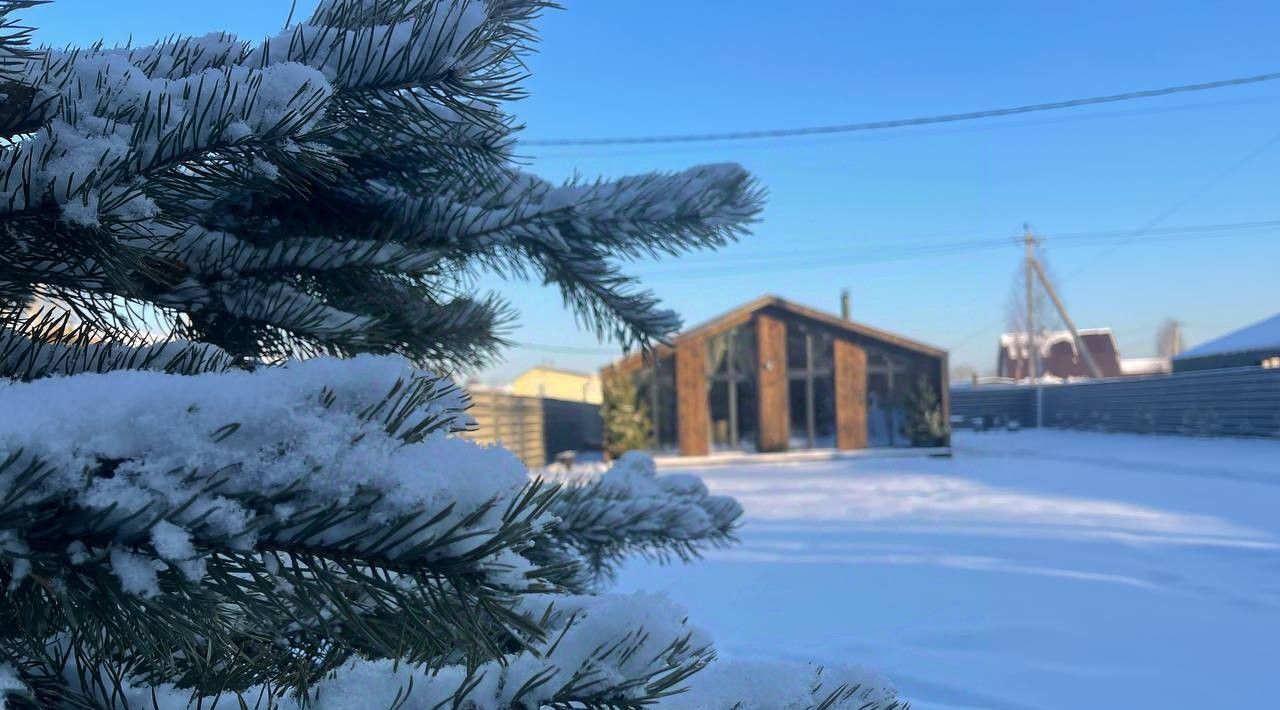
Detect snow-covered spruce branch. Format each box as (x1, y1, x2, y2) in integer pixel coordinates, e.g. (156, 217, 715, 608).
(0, 306, 236, 380)
(536, 452, 743, 588)
(0, 357, 561, 700)
(0, 1, 905, 707)
(21, 596, 902, 710)
(3, 54, 334, 220)
(275, 594, 904, 710)
(0, 0, 762, 367)
(0, 357, 901, 708)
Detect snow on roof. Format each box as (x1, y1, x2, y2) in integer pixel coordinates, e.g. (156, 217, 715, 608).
(1175, 313, 1280, 361)
(999, 329, 1114, 359)
(1119, 357, 1171, 375)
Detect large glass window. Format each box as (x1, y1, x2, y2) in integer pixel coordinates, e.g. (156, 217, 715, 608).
(632, 356, 678, 451)
(866, 352, 894, 447)
(813, 373, 836, 446)
(709, 380, 731, 447)
(706, 325, 757, 450)
(867, 348, 935, 447)
(633, 366, 654, 429)
(786, 324, 835, 448)
(653, 356, 678, 451)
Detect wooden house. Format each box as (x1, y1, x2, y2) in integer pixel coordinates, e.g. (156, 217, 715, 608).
(603, 295, 948, 455)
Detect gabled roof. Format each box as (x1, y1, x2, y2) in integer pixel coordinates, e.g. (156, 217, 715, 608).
(999, 329, 1117, 360)
(1175, 313, 1280, 361)
(611, 295, 946, 370)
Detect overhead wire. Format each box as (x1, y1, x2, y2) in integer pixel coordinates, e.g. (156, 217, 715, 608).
(527, 94, 1280, 160)
(509, 340, 620, 355)
(522, 71, 1280, 147)
(510, 72, 1280, 360)
(1056, 127, 1280, 286)
(625, 218, 1280, 282)
(945, 123, 1280, 357)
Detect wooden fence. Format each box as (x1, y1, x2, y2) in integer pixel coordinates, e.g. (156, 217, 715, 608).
(461, 390, 546, 467)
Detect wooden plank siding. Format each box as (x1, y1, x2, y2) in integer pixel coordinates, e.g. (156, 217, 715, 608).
(603, 295, 949, 456)
(756, 313, 789, 451)
(676, 337, 710, 455)
(834, 339, 868, 450)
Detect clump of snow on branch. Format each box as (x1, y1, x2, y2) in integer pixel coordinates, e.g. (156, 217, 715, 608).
(0, 355, 539, 593)
(543, 451, 743, 582)
(0, 664, 25, 705)
(299, 596, 901, 710)
(81, 593, 900, 710)
(0, 315, 236, 380)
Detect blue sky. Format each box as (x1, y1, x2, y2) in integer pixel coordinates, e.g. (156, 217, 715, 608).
(29, 1, 1280, 380)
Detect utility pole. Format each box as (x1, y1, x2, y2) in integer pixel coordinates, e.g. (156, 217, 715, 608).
(1031, 257, 1104, 379)
(1023, 224, 1038, 383)
(1170, 320, 1184, 357)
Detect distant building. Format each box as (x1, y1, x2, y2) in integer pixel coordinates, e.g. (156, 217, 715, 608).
(1173, 313, 1280, 372)
(511, 366, 602, 404)
(461, 385, 603, 468)
(603, 295, 949, 456)
(460, 388, 547, 467)
(460, 366, 606, 468)
(1118, 357, 1171, 377)
(997, 329, 1124, 380)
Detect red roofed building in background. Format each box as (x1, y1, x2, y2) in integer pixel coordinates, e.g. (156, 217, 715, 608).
(997, 328, 1168, 380)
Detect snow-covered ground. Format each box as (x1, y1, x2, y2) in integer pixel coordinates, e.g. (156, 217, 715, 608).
(617, 430, 1280, 710)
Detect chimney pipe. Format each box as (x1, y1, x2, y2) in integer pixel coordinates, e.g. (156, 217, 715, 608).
(840, 289, 851, 321)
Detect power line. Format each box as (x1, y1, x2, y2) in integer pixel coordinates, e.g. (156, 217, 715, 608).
(949, 128, 1280, 358)
(628, 218, 1280, 282)
(1047, 218, 1280, 242)
(633, 218, 1280, 274)
(635, 239, 1012, 281)
(509, 340, 619, 355)
(528, 94, 1280, 159)
(522, 71, 1280, 147)
(649, 236, 1014, 270)
(1057, 126, 1280, 285)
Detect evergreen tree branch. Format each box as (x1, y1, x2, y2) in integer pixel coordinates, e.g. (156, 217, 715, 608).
(535, 452, 742, 589)
(0, 3, 905, 708)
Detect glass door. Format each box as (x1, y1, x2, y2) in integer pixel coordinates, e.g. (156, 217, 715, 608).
(706, 325, 758, 450)
(786, 325, 835, 448)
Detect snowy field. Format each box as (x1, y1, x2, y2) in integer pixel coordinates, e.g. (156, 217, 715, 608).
(616, 430, 1280, 710)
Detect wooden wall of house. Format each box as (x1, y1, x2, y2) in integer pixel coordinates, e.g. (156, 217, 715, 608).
(756, 313, 789, 451)
(676, 337, 709, 456)
(834, 339, 868, 450)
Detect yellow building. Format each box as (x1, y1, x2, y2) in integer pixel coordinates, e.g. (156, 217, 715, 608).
(511, 366, 603, 404)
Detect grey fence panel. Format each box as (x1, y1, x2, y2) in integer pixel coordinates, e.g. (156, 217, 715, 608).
(951, 367, 1280, 438)
(541, 398, 603, 456)
(949, 385, 1035, 427)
